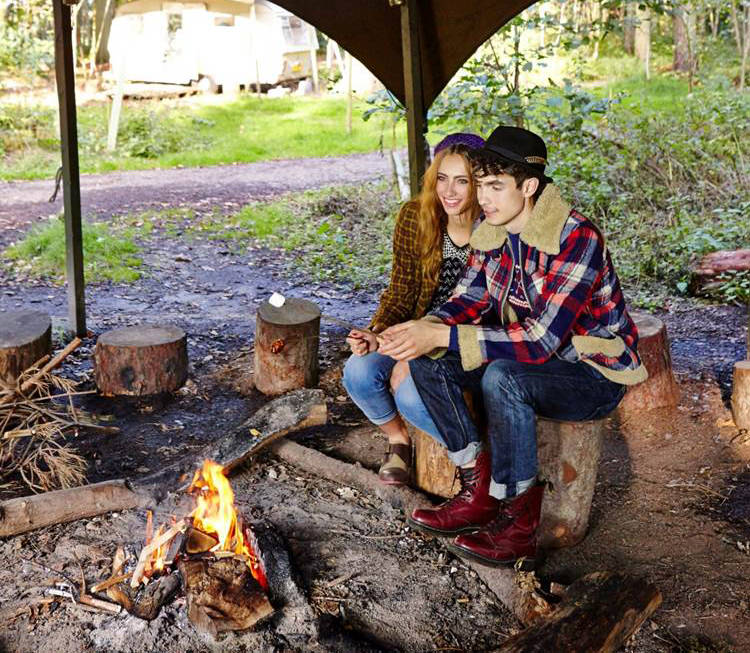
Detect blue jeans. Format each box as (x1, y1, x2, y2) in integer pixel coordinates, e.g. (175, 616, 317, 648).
(410, 353, 626, 499)
(342, 352, 444, 444)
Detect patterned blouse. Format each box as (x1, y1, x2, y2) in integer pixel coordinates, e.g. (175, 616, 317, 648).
(428, 232, 471, 312)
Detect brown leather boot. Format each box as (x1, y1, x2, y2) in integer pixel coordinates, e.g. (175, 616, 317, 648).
(408, 450, 500, 536)
(447, 482, 544, 570)
(378, 442, 412, 486)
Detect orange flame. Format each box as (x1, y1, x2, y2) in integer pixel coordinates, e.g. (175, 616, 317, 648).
(188, 460, 267, 589)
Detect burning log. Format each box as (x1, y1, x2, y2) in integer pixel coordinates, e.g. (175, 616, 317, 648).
(254, 297, 321, 395)
(493, 571, 662, 652)
(0, 310, 51, 386)
(94, 325, 188, 396)
(179, 555, 273, 637)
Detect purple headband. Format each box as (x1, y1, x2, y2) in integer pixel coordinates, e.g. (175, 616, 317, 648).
(434, 132, 485, 155)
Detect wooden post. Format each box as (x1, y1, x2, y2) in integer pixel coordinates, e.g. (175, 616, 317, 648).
(398, 0, 426, 197)
(107, 50, 126, 151)
(308, 23, 319, 93)
(53, 0, 86, 338)
(346, 50, 353, 135)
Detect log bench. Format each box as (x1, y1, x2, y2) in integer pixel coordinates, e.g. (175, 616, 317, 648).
(412, 414, 605, 549)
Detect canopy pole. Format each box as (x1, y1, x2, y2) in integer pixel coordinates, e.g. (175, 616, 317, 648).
(53, 0, 86, 338)
(398, 0, 426, 197)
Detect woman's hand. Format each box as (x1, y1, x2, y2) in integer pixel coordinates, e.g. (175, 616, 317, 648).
(346, 328, 378, 356)
(378, 320, 451, 360)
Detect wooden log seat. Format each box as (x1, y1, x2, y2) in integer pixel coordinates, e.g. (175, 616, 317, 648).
(94, 324, 188, 396)
(254, 297, 321, 396)
(616, 311, 679, 417)
(412, 415, 605, 549)
(0, 310, 52, 385)
(733, 361, 750, 430)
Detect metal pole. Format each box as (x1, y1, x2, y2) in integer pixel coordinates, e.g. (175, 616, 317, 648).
(53, 0, 87, 337)
(398, 0, 426, 197)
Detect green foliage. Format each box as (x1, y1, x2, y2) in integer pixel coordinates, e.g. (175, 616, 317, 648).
(0, 103, 57, 157)
(4, 216, 144, 283)
(0, 0, 54, 81)
(188, 182, 399, 287)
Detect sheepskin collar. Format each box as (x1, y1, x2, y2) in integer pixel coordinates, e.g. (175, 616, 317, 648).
(469, 185, 572, 254)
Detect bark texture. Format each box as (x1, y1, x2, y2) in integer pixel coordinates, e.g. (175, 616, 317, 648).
(254, 298, 320, 395)
(732, 361, 750, 430)
(617, 312, 679, 417)
(94, 325, 187, 396)
(0, 310, 51, 385)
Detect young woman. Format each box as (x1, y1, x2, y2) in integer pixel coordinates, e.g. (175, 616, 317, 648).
(342, 133, 484, 486)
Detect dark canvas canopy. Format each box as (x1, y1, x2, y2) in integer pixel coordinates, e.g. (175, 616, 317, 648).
(52, 0, 538, 334)
(274, 1, 537, 107)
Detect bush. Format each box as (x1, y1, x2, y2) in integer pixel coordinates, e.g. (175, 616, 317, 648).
(0, 104, 57, 156)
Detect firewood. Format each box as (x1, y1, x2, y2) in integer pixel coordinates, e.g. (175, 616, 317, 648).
(0, 310, 52, 386)
(254, 298, 321, 395)
(91, 572, 132, 593)
(0, 479, 143, 537)
(130, 519, 186, 588)
(178, 555, 273, 636)
(128, 572, 181, 621)
(690, 249, 750, 296)
(94, 325, 188, 396)
(493, 571, 662, 652)
(78, 594, 122, 615)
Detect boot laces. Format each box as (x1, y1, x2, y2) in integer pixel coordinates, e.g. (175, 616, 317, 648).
(442, 465, 481, 507)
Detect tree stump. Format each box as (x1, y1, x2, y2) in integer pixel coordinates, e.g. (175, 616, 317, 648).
(537, 417, 604, 548)
(732, 361, 750, 430)
(413, 427, 456, 498)
(412, 414, 604, 549)
(254, 298, 320, 396)
(94, 325, 188, 396)
(617, 311, 679, 417)
(0, 310, 51, 385)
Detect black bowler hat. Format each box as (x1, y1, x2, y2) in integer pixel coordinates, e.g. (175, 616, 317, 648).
(477, 126, 553, 183)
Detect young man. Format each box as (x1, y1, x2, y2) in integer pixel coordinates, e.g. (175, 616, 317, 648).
(377, 126, 646, 568)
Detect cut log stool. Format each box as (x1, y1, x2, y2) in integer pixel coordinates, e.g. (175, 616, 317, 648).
(412, 415, 604, 549)
(0, 310, 52, 385)
(617, 311, 679, 417)
(733, 361, 750, 430)
(254, 298, 320, 396)
(94, 325, 188, 396)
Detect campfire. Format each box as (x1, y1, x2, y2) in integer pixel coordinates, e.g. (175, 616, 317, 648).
(100, 460, 273, 637)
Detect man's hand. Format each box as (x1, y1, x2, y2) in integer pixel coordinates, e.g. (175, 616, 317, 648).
(377, 320, 451, 360)
(346, 328, 378, 356)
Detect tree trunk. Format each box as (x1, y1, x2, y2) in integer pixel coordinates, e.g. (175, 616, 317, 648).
(617, 312, 679, 418)
(673, 3, 695, 72)
(635, 5, 651, 77)
(94, 325, 188, 396)
(623, 2, 636, 55)
(732, 361, 750, 430)
(0, 310, 51, 386)
(254, 298, 320, 395)
(494, 571, 662, 653)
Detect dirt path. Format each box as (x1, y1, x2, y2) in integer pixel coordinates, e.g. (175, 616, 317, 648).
(0, 151, 392, 231)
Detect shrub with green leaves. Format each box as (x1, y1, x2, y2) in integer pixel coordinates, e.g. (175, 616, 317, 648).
(4, 217, 144, 283)
(0, 104, 57, 156)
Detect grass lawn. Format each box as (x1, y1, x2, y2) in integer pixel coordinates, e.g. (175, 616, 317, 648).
(1, 94, 408, 181)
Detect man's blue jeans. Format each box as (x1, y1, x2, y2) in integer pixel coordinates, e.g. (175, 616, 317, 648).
(410, 353, 626, 499)
(342, 351, 445, 444)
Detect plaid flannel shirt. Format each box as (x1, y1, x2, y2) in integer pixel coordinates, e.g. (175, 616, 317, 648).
(369, 201, 440, 333)
(431, 185, 647, 386)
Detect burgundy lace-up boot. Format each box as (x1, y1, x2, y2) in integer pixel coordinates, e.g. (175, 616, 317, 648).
(408, 450, 500, 536)
(447, 482, 544, 570)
